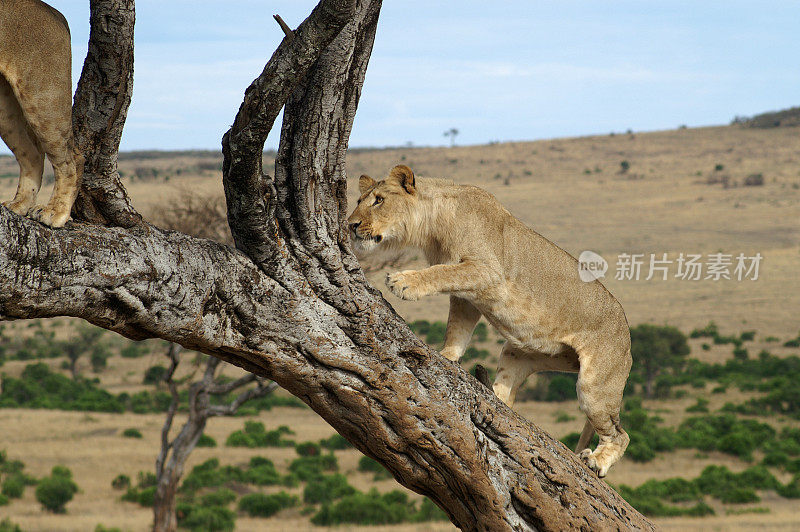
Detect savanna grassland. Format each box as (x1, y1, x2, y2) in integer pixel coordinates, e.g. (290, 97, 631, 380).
(1, 123, 799, 531)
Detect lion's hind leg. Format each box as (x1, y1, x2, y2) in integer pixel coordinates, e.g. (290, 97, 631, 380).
(0, 74, 45, 216)
(576, 345, 631, 478)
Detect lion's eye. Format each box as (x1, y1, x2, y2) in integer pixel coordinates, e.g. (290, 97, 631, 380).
(373, 196, 383, 206)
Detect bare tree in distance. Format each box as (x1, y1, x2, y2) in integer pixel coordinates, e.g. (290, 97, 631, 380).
(0, 1, 654, 530)
(153, 343, 277, 532)
(443, 127, 459, 147)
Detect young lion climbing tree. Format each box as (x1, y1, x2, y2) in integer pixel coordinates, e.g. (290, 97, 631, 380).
(0, 1, 653, 530)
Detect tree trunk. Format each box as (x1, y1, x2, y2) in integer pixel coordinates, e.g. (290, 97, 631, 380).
(0, 1, 654, 530)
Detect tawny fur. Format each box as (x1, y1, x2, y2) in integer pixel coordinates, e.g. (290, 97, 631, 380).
(0, 0, 83, 228)
(348, 165, 632, 477)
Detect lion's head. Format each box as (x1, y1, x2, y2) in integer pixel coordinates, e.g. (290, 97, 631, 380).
(347, 165, 418, 252)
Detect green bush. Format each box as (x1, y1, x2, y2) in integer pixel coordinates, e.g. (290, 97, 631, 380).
(200, 488, 237, 507)
(178, 504, 235, 532)
(720, 487, 759, 504)
(319, 433, 351, 450)
(0, 519, 22, 532)
(122, 428, 143, 439)
(1, 474, 25, 498)
(225, 421, 295, 448)
(425, 322, 447, 346)
(35, 466, 78, 513)
(473, 322, 488, 342)
(0, 494, 7, 506)
(296, 441, 321, 456)
(357, 455, 391, 480)
(685, 397, 709, 413)
(304, 474, 356, 504)
(244, 457, 283, 486)
(462, 346, 490, 362)
(180, 459, 247, 493)
(289, 454, 338, 482)
(111, 474, 130, 490)
(196, 434, 217, 448)
(544, 374, 577, 401)
(0, 363, 125, 412)
(120, 342, 149, 358)
(238, 491, 297, 517)
(143, 365, 168, 384)
(311, 489, 446, 525)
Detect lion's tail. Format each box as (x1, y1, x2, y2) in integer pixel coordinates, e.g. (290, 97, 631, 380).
(575, 419, 594, 453)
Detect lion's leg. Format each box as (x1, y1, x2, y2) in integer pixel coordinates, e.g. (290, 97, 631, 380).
(0, 74, 45, 216)
(10, 55, 79, 228)
(492, 343, 538, 407)
(440, 296, 481, 361)
(576, 345, 631, 478)
(386, 260, 500, 301)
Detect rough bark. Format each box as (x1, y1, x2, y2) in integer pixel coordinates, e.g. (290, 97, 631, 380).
(71, 0, 141, 227)
(152, 344, 276, 532)
(0, 1, 655, 530)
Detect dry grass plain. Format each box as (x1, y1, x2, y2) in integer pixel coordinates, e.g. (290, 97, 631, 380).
(1, 124, 799, 530)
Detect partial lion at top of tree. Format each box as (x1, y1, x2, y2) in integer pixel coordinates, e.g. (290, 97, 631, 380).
(731, 106, 800, 128)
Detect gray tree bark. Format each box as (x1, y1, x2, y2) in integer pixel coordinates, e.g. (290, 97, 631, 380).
(0, 0, 654, 530)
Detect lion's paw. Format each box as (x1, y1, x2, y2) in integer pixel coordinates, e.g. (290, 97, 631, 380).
(579, 447, 619, 478)
(2, 197, 35, 217)
(29, 202, 70, 228)
(386, 270, 430, 301)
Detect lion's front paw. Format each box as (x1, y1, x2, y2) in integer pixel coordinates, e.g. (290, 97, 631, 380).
(386, 270, 430, 301)
(29, 202, 70, 228)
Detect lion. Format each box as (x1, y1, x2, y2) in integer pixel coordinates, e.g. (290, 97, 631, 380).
(0, 0, 83, 228)
(348, 165, 632, 477)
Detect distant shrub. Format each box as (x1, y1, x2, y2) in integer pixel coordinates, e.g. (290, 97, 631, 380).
(544, 374, 577, 402)
(733, 347, 748, 360)
(289, 454, 338, 482)
(0, 494, 7, 506)
(244, 456, 283, 486)
(143, 365, 168, 384)
(424, 321, 446, 346)
(743, 173, 764, 186)
(225, 422, 295, 448)
(178, 504, 235, 532)
(200, 488, 237, 507)
(111, 474, 130, 490)
(740, 331, 756, 341)
(319, 433, 351, 450)
(690, 322, 718, 338)
(122, 428, 143, 439)
(462, 347, 490, 362)
(296, 441, 321, 456)
(685, 397, 709, 413)
(120, 342, 149, 358)
(304, 474, 356, 504)
(357, 455, 391, 480)
(35, 466, 78, 513)
(238, 491, 297, 517)
(180, 459, 247, 493)
(473, 322, 488, 342)
(196, 434, 217, 448)
(0, 363, 125, 412)
(720, 487, 759, 504)
(312, 489, 447, 526)
(0, 519, 22, 532)
(1, 474, 25, 498)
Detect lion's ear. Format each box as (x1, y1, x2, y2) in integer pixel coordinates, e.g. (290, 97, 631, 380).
(359, 174, 376, 194)
(389, 165, 416, 195)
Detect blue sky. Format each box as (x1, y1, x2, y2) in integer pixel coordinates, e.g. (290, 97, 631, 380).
(5, 1, 800, 152)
